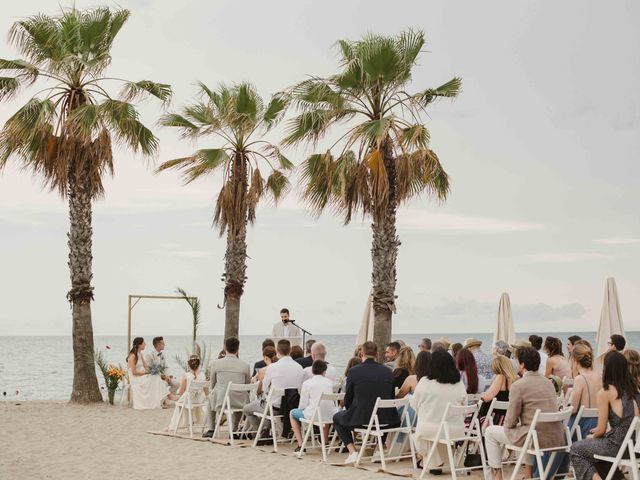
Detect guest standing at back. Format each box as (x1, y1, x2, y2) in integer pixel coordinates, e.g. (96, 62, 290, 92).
(333, 341, 399, 464)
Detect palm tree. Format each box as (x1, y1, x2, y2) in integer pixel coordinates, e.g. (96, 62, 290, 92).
(283, 30, 460, 359)
(0, 7, 171, 403)
(158, 82, 291, 339)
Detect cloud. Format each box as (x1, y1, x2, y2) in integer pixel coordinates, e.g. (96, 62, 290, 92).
(525, 252, 610, 263)
(397, 210, 544, 234)
(594, 237, 640, 246)
(396, 298, 586, 332)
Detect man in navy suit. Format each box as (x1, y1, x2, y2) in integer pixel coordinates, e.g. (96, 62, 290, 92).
(333, 341, 399, 464)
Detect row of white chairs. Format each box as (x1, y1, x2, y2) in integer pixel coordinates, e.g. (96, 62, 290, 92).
(166, 380, 640, 480)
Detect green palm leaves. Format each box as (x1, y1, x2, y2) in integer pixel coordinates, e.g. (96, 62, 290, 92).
(157, 82, 292, 236)
(0, 6, 171, 197)
(285, 28, 460, 224)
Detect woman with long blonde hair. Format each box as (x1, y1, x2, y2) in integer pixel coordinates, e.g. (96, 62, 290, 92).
(479, 355, 517, 418)
(393, 346, 416, 389)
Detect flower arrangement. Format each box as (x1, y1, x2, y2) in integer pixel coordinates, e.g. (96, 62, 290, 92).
(147, 363, 166, 376)
(105, 364, 126, 405)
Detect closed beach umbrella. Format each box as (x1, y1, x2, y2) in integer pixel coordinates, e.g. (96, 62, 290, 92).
(596, 277, 625, 360)
(493, 292, 516, 348)
(356, 289, 375, 347)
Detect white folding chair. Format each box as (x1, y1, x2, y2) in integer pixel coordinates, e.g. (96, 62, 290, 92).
(252, 386, 284, 451)
(562, 377, 574, 388)
(420, 402, 488, 480)
(466, 393, 483, 405)
(506, 407, 573, 480)
(119, 374, 131, 406)
(354, 397, 417, 471)
(168, 380, 209, 438)
(594, 416, 640, 480)
(298, 392, 344, 461)
(563, 387, 574, 408)
(570, 405, 598, 441)
(213, 381, 257, 445)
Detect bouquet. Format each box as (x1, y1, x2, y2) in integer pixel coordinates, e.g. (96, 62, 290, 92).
(105, 364, 126, 405)
(147, 364, 167, 376)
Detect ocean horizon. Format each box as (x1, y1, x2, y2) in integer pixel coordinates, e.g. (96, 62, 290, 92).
(2, 331, 637, 401)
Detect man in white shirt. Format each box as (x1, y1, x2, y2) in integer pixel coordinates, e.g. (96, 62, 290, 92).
(271, 308, 302, 338)
(290, 360, 338, 455)
(243, 339, 304, 433)
(144, 336, 179, 392)
(529, 335, 548, 375)
(302, 342, 337, 383)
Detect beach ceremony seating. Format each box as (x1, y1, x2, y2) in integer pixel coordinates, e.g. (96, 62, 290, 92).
(505, 407, 572, 480)
(354, 397, 417, 471)
(213, 381, 258, 445)
(420, 402, 487, 480)
(168, 380, 209, 438)
(252, 386, 285, 451)
(593, 416, 640, 480)
(298, 392, 344, 461)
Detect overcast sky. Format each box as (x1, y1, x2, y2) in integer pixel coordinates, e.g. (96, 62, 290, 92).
(0, 0, 638, 337)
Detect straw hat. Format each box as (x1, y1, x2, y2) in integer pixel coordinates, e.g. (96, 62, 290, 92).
(510, 339, 532, 350)
(463, 338, 483, 349)
(435, 337, 451, 350)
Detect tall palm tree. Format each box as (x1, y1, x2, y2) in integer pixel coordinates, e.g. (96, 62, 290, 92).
(0, 7, 171, 403)
(158, 82, 291, 339)
(283, 30, 460, 359)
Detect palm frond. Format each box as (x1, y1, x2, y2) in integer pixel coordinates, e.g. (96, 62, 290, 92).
(413, 77, 462, 107)
(157, 148, 229, 183)
(265, 170, 290, 205)
(120, 80, 172, 106)
(99, 99, 158, 155)
(0, 77, 21, 100)
(159, 113, 200, 139)
(263, 92, 288, 129)
(395, 149, 450, 203)
(263, 144, 294, 170)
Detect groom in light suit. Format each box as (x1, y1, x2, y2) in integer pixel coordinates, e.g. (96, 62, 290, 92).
(271, 308, 302, 338)
(145, 336, 179, 393)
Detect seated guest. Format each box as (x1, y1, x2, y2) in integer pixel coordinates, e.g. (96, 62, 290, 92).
(432, 337, 451, 353)
(290, 345, 304, 361)
(333, 341, 399, 464)
(393, 346, 415, 390)
(411, 349, 467, 472)
(529, 335, 548, 374)
(419, 338, 432, 352)
(127, 337, 170, 410)
(479, 355, 518, 418)
(509, 339, 531, 375)
(384, 341, 401, 369)
(464, 338, 493, 380)
(252, 338, 275, 376)
(296, 339, 316, 368)
(167, 355, 207, 431)
(202, 337, 251, 438)
(485, 347, 564, 480)
(253, 346, 278, 383)
(290, 360, 338, 454)
(340, 356, 362, 393)
(397, 351, 430, 399)
(493, 340, 511, 358)
(570, 351, 639, 480)
(457, 348, 486, 394)
(450, 342, 463, 359)
(567, 335, 582, 360)
(243, 339, 304, 434)
(608, 334, 626, 353)
(145, 336, 179, 393)
(536, 342, 603, 478)
(544, 336, 572, 383)
(624, 349, 640, 390)
(302, 342, 337, 383)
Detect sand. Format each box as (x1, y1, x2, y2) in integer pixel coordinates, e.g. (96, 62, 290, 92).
(0, 401, 415, 480)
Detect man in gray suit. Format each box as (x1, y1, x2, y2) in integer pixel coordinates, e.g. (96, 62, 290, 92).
(485, 346, 564, 480)
(202, 337, 251, 438)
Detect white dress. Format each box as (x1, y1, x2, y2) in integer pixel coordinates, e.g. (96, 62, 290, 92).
(167, 370, 208, 431)
(129, 354, 169, 410)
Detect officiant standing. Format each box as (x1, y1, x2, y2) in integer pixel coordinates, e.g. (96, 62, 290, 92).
(145, 336, 179, 393)
(272, 308, 302, 338)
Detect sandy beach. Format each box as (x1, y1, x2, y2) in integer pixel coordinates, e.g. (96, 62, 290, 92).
(0, 401, 406, 480)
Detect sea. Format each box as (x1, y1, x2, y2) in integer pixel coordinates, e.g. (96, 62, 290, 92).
(1, 332, 637, 401)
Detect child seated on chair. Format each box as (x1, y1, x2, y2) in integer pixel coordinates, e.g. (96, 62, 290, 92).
(290, 360, 338, 455)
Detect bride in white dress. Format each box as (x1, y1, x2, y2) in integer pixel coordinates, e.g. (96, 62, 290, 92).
(127, 337, 170, 410)
(167, 355, 208, 432)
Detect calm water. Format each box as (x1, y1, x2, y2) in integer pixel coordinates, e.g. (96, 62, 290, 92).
(0, 332, 637, 401)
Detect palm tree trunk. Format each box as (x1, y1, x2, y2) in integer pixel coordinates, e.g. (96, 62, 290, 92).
(67, 172, 102, 404)
(223, 222, 247, 339)
(371, 140, 400, 362)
